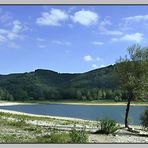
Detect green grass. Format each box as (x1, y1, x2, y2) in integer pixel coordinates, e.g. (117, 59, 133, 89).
(95, 118, 120, 135)
(69, 127, 88, 143)
(0, 113, 57, 143)
(0, 111, 96, 143)
(50, 131, 70, 143)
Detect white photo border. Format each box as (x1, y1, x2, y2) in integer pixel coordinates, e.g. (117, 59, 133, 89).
(0, 0, 148, 4)
(0, 1, 148, 148)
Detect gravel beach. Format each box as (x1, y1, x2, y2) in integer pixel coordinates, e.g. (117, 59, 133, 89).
(0, 108, 148, 143)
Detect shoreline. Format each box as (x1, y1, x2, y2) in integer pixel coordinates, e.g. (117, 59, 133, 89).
(0, 109, 141, 128)
(0, 108, 90, 122)
(0, 109, 147, 143)
(0, 101, 33, 106)
(56, 102, 148, 106)
(0, 101, 148, 106)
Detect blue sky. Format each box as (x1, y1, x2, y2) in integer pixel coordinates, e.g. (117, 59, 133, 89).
(0, 5, 148, 74)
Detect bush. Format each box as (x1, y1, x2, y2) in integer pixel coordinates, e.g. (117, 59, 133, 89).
(50, 131, 69, 143)
(69, 126, 88, 143)
(36, 135, 51, 143)
(96, 118, 120, 135)
(140, 108, 148, 129)
(114, 96, 122, 102)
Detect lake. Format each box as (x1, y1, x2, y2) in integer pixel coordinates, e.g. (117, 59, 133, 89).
(0, 104, 147, 125)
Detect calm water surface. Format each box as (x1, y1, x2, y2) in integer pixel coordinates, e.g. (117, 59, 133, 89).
(0, 104, 147, 125)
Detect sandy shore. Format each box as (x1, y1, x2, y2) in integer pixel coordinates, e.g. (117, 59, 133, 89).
(0, 108, 142, 129)
(60, 102, 148, 106)
(0, 101, 148, 106)
(0, 108, 90, 122)
(0, 101, 31, 106)
(0, 108, 148, 143)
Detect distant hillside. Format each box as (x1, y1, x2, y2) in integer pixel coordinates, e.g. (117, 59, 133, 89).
(0, 65, 121, 101)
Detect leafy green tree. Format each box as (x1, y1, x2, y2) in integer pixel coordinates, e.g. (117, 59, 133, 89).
(97, 90, 102, 100)
(76, 90, 82, 99)
(116, 44, 148, 128)
(102, 89, 106, 99)
(0, 88, 14, 101)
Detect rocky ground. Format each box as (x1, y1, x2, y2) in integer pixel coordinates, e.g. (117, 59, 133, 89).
(0, 109, 148, 144)
(89, 128, 148, 143)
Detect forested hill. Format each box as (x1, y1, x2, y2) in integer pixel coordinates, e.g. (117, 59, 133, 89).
(0, 65, 121, 101)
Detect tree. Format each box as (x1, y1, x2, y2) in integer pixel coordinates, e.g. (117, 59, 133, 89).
(97, 90, 102, 100)
(0, 88, 14, 101)
(116, 44, 148, 128)
(76, 90, 82, 99)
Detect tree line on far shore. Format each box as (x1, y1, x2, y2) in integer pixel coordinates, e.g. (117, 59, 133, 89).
(0, 44, 147, 104)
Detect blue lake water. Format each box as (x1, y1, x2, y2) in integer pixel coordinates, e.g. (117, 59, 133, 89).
(0, 104, 147, 125)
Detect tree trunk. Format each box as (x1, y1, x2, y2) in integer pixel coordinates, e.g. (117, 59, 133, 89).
(125, 98, 131, 128)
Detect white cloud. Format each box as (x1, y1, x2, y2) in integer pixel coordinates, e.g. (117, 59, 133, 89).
(111, 38, 118, 42)
(8, 42, 20, 49)
(100, 18, 112, 27)
(99, 18, 123, 36)
(7, 20, 22, 40)
(0, 10, 12, 24)
(83, 55, 93, 62)
(96, 57, 101, 61)
(7, 32, 18, 40)
(92, 64, 106, 69)
(0, 29, 8, 34)
(38, 44, 46, 48)
(0, 19, 24, 47)
(52, 40, 62, 44)
(100, 64, 106, 68)
(104, 30, 123, 36)
(100, 26, 123, 36)
(71, 10, 98, 26)
(36, 9, 68, 26)
(123, 15, 148, 22)
(51, 40, 71, 46)
(92, 64, 98, 69)
(36, 38, 45, 42)
(65, 41, 71, 46)
(68, 7, 77, 13)
(0, 35, 7, 43)
(91, 41, 104, 45)
(112, 32, 144, 43)
(12, 20, 22, 33)
(121, 33, 144, 42)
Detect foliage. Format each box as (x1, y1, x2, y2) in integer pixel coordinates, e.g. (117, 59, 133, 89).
(116, 44, 148, 127)
(116, 44, 148, 101)
(114, 96, 122, 102)
(0, 112, 91, 144)
(140, 108, 148, 129)
(36, 135, 51, 143)
(50, 131, 69, 143)
(69, 126, 88, 143)
(96, 118, 120, 135)
(0, 88, 14, 101)
(0, 45, 147, 102)
(0, 67, 122, 101)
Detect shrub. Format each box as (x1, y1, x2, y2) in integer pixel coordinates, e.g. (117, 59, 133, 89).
(114, 96, 122, 102)
(96, 118, 120, 135)
(36, 135, 51, 143)
(50, 131, 69, 143)
(69, 126, 88, 143)
(140, 108, 148, 129)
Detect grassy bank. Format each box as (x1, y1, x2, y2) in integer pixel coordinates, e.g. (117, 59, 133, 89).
(0, 111, 96, 143)
(0, 110, 148, 143)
